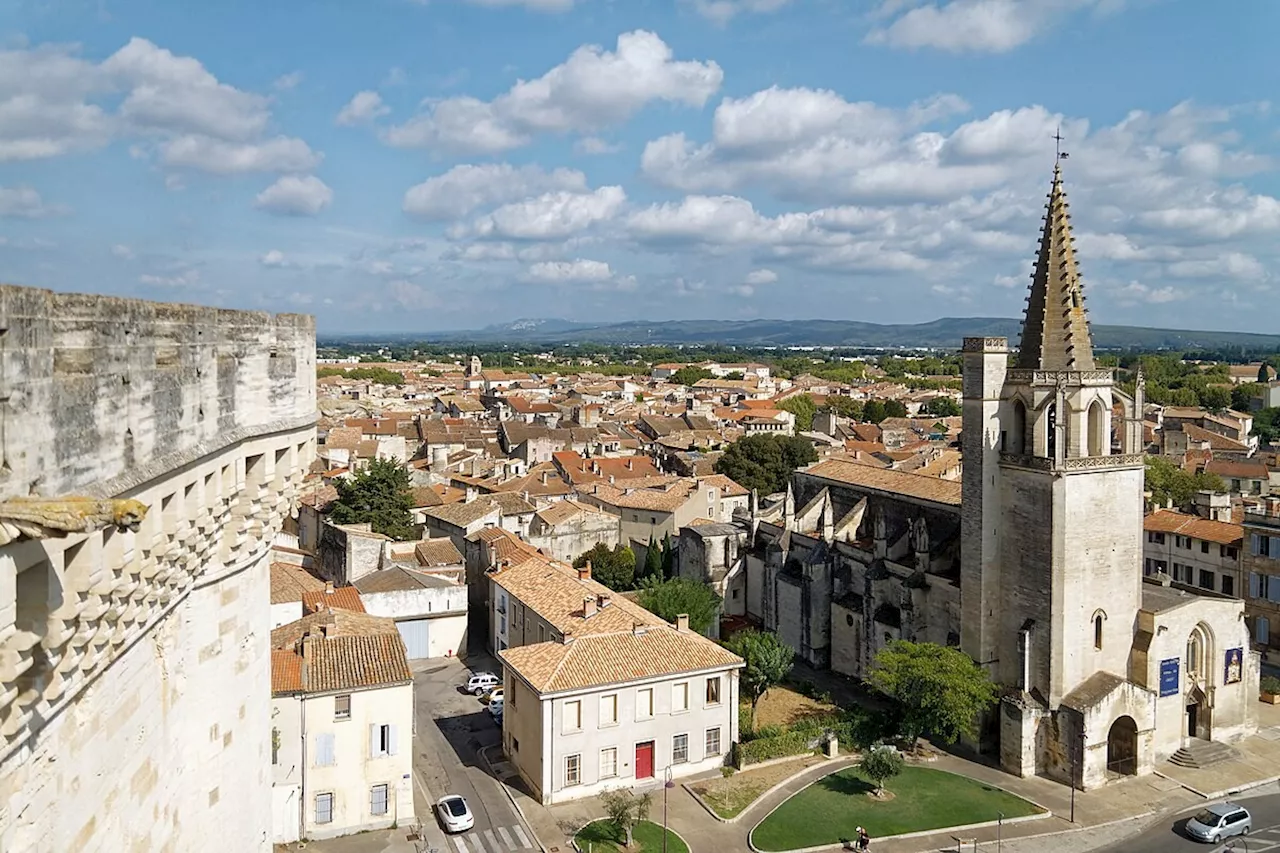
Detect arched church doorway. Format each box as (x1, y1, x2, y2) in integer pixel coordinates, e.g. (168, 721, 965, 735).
(1186, 684, 1212, 740)
(1106, 716, 1138, 776)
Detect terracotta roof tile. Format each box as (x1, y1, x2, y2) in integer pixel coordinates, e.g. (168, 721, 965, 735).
(415, 538, 464, 566)
(271, 649, 303, 693)
(302, 586, 367, 615)
(803, 458, 962, 505)
(270, 561, 328, 605)
(1144, 510, 1244, 546)
(492, 555, 666, 638)
(304, 634, 412, 693)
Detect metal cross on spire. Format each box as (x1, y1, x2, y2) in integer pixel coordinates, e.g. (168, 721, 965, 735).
(1053, 125, 1070, 163)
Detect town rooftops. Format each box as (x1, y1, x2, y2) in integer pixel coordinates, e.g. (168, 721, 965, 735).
(414, 537, 464, 566)
(270, 609, 412, 695)
(354, 566, 460, 594)
(802, 458, 963, 506)
(1143, 509, 1243, 546)
(270, 560, 327, 605)
(302, 585, 367, 615)
(492, 555, 667, 639)
(421, 499, 503, 528)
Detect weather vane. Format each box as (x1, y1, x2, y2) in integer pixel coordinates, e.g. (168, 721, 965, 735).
(1054, 125, 1070, 163)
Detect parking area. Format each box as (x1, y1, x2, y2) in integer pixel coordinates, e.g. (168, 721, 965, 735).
(412, 654, 538, 853)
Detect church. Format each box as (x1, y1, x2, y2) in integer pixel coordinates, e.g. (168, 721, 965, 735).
(685, 162, 1258, 788)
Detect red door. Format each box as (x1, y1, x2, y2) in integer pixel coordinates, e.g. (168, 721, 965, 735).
(635, 741, 655, 779)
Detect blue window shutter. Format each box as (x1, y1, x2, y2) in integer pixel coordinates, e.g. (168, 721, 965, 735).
(388, 725, 399, 756)
(1251, 573, 1261, 599)
(1253, 534, 1263, 556)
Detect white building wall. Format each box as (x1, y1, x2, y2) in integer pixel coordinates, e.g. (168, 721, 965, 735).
(537, 668, 740, 804)
(272, 600, 303, 629)
(300, 682, 415, 840)
(272, 695, 304, 843)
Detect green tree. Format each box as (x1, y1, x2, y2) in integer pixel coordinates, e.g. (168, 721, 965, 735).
(883, 399, 908, 419)
(642, 534, 663, 582)
(1169, 387, 1200, 407)
(329, 458, 417, 540)
(1261, 363, 1273, 384)
(1200, 385, 1232, 413)
(713, 434, 818, 496)
(316, 366, 406, 386)
(867, 640, 997, 745)
(725, 371, 745, 380)
(724, 630, 794, 731)
(670, 366, 713, 387)
(574, 543, 637, 591)
(862, 400, 887, 424)
(637, 577, 722, 635)
(821, 396, 863, 420)
(1254, 408, 1280, 443)
(777, 394, 817, 432)
(660, 532, 675, 579)
(924, 397, 961, 417)
(860, 745, 905, 794)
(1233, 384, 1260, 412)
(597, 787, 652, 848)
(1144, 456, 1226, 507)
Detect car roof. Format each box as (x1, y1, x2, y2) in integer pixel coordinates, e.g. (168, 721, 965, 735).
(440, 795, 465, 804)
(1205, 802, 1244, 816)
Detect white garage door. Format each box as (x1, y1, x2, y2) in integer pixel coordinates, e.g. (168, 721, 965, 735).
(397, 619, 431, 659)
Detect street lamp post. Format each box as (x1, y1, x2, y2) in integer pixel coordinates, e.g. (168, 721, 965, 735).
(997, 812, 1004, 853)
(663, 767, 675, 853)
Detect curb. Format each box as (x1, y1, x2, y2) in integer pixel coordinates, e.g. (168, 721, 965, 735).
(569, 819, 692, 853)
(1152, 770, 1280, 801)
(479, 744, 549, 853)
(684, 756, 859, 824)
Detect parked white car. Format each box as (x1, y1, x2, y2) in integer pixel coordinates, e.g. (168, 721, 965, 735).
(488, 697, 504, 719)
(484, 687, 504, 704)
(465, 672, 499, 696)
(436, 795, 475, 833)
(1185, 803, 1251, 843)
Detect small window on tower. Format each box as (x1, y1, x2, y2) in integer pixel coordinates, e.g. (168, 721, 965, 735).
(1094, 614, 1103, 650)
(1072, 290, 1081, 309)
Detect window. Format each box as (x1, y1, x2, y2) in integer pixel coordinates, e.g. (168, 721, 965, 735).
(315, 792, 333, 824)
(673, 733, 689, 764)
(1223, 575, 1235, 597)
(370, 784, 389, 816)
(315, 733, 336, 767)
(334, 694, 351, 721)
(564, 700, 582, 733)
(1256, 616, 1271, 645)
(565, 754, 582, 786)
(1201, 541, 1210, 554)
(705, 677, 722, 706)
(1198, 570, 1215, 590)
(272, 727, 280, 765)
(1187, 632, 1203, 678)
(1093, 614, 1103, 650)
(637, 688, 654, 719)
(1176, 535, 1192, 550)
(1222, 546, 1239, 560)
(370, 724, 398, 758)
(600, 747, 618, 779)
(1148, 531, 1166, 545)
(600, 694, 618, 726)
(705, 727, 722, 757)
(673, 682, 689, 713)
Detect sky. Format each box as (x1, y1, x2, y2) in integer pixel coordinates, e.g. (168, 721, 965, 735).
(2, 0, 1277, 334)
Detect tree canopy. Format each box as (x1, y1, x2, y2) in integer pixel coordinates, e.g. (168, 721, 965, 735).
(329, 458, 417, 540)
(316, 366, 405, 386)
(777, 394, 817, 432)
(670, 366, 713, 387)
(868, 641, 996, 744)
(862, 399, 908, 424)
(724, 629, 794, 729)
(860, 745, 905, 793)
(923, 397, 961, 417)
(597, 787, 652, 848)
(821, 396, 863, 420)
(713, 434, 818, 496)
(1255, 408, 1280, 443)
(574, 543, 637, 591)
(1144, 456, 1226, 508)
(637, 577, 722, 635)
(641, 535, 663, 583)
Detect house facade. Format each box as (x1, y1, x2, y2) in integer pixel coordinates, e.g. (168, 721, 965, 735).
(1142, 510, 1243, 596)
(1243, 508, 1280, 651)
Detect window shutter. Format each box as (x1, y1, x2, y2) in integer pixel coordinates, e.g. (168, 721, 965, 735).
(369, 724, 380, 758)
(1258, 616, 1271, 645)
(1253, 534, 1263, 556)
(388, 725, 399, 756)
(1272, 537, 1280, 557)
(316, 733, 334, 767)
(1269, 577, 1280, 604)
(1251, 573, 1261, 599)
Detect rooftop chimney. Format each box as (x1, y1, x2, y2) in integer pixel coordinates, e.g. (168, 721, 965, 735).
(676, 613, 689, 632)
(583, 595, 597, 618)
(626, 459, 634, 470)
(578, 561, 592, 581)
(541, 472, 549, 485)
(609, 474, 615, 485)
(597, 593, 610, 609)
(324, 582, 335, 594)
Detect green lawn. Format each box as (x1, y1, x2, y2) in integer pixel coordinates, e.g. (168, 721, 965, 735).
(751, 765, 1042, 852)
(574, 819, 689, 853)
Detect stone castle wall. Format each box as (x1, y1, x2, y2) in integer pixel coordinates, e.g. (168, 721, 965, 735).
(0, 285, 316, 852)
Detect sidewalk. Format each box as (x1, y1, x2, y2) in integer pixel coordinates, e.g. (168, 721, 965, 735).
(1154, 701, 1280, 798)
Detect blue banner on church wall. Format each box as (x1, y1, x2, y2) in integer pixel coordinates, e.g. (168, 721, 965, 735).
(1159, 658, 1180, 697)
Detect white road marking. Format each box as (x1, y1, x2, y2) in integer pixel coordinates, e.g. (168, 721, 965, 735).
(470, 833, 488, 853)
(451, 837, 468, 853)
(483, 829, 500, 853)
(513, 825, 532, 848)
(497, 826, 515, 849)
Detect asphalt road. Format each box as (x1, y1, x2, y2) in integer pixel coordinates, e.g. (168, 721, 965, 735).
(1106, 791, 1280, 852)
(412, 654, 536, 853)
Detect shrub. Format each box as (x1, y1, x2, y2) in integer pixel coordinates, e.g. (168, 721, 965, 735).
(755, 724, 785, 740)
(738, 703, 755, 742)
(736, 731, 813, 766)
(1261, 676, 1280, 695)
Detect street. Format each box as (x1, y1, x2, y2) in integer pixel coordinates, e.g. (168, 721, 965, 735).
(412, 654, 538, 853)
(1105, 790, 1280, 852)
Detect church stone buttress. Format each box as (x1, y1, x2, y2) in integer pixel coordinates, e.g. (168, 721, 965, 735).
(961, 163, 1145, 709)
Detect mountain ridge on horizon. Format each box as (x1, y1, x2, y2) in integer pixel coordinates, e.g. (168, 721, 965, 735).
(321, 316, 1280, 351)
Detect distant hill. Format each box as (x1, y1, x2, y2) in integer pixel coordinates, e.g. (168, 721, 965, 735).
(370, 317, 1280, 351)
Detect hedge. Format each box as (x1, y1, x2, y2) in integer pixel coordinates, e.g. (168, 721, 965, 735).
(736, 731, 814, 766)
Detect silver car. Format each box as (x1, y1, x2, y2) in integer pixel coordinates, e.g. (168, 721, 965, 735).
(1185, 802, 1251, 843)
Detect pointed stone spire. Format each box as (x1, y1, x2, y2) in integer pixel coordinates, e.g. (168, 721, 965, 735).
(1016, 163, 1095, 371)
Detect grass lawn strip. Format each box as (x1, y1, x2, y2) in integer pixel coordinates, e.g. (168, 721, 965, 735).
(689, 755, 828, 819)
(574, 819, 690, 853)
(750, 765, 1043, 852)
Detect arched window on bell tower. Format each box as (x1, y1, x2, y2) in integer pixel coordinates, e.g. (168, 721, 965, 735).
(1010, 399, 1027, 454)
(1088, 400, 1107, 458)
(1045, 402, 1058, 459)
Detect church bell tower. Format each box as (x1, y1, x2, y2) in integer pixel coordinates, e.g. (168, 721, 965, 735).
(962, 162, 1146, 709)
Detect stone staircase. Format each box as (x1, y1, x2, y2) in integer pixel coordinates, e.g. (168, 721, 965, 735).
(1168, 739, 1240, 769)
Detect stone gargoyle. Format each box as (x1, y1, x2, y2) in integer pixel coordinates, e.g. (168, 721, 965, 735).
(0, 497, 150, 546)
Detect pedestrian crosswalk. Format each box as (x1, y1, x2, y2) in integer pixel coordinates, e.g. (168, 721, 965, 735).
(450, 824, 533, 853)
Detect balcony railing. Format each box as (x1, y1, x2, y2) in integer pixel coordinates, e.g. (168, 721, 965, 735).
(999, 452, 1145, 472)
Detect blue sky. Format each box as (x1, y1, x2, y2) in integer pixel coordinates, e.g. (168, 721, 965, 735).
(2, 0, 1277, 334)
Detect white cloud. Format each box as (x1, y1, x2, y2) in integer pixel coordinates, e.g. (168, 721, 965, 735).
(254, 175, 334, 215)
(403, 163, 588, 219)
(1165, 252, 1266, 281)
(162, 135, 322, 174)
(111, 243, 135, 259)
(384, 31, 722, 153)
(260, 249, 287, 267)
(1114, 280, 1186, 305)
(465, 0, 576, 9)
(336, 90, 389, 126)
(526, 258, 614, 282)
(273, 71, 303, 91)
(459, 185, 626, 240)
(574, 136, 622, 155)
(865, 0, 1124, 54)
(388, 279, 437, 310)
(745, 268, 778, 285)
(0, 185, 66, 217)
(686, 0, 793, 25)
(139, 267, 200, 287)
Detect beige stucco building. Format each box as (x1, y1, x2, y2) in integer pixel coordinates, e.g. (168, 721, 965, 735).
(492, 554, 742, 804)
(270, 608, 415, 842)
